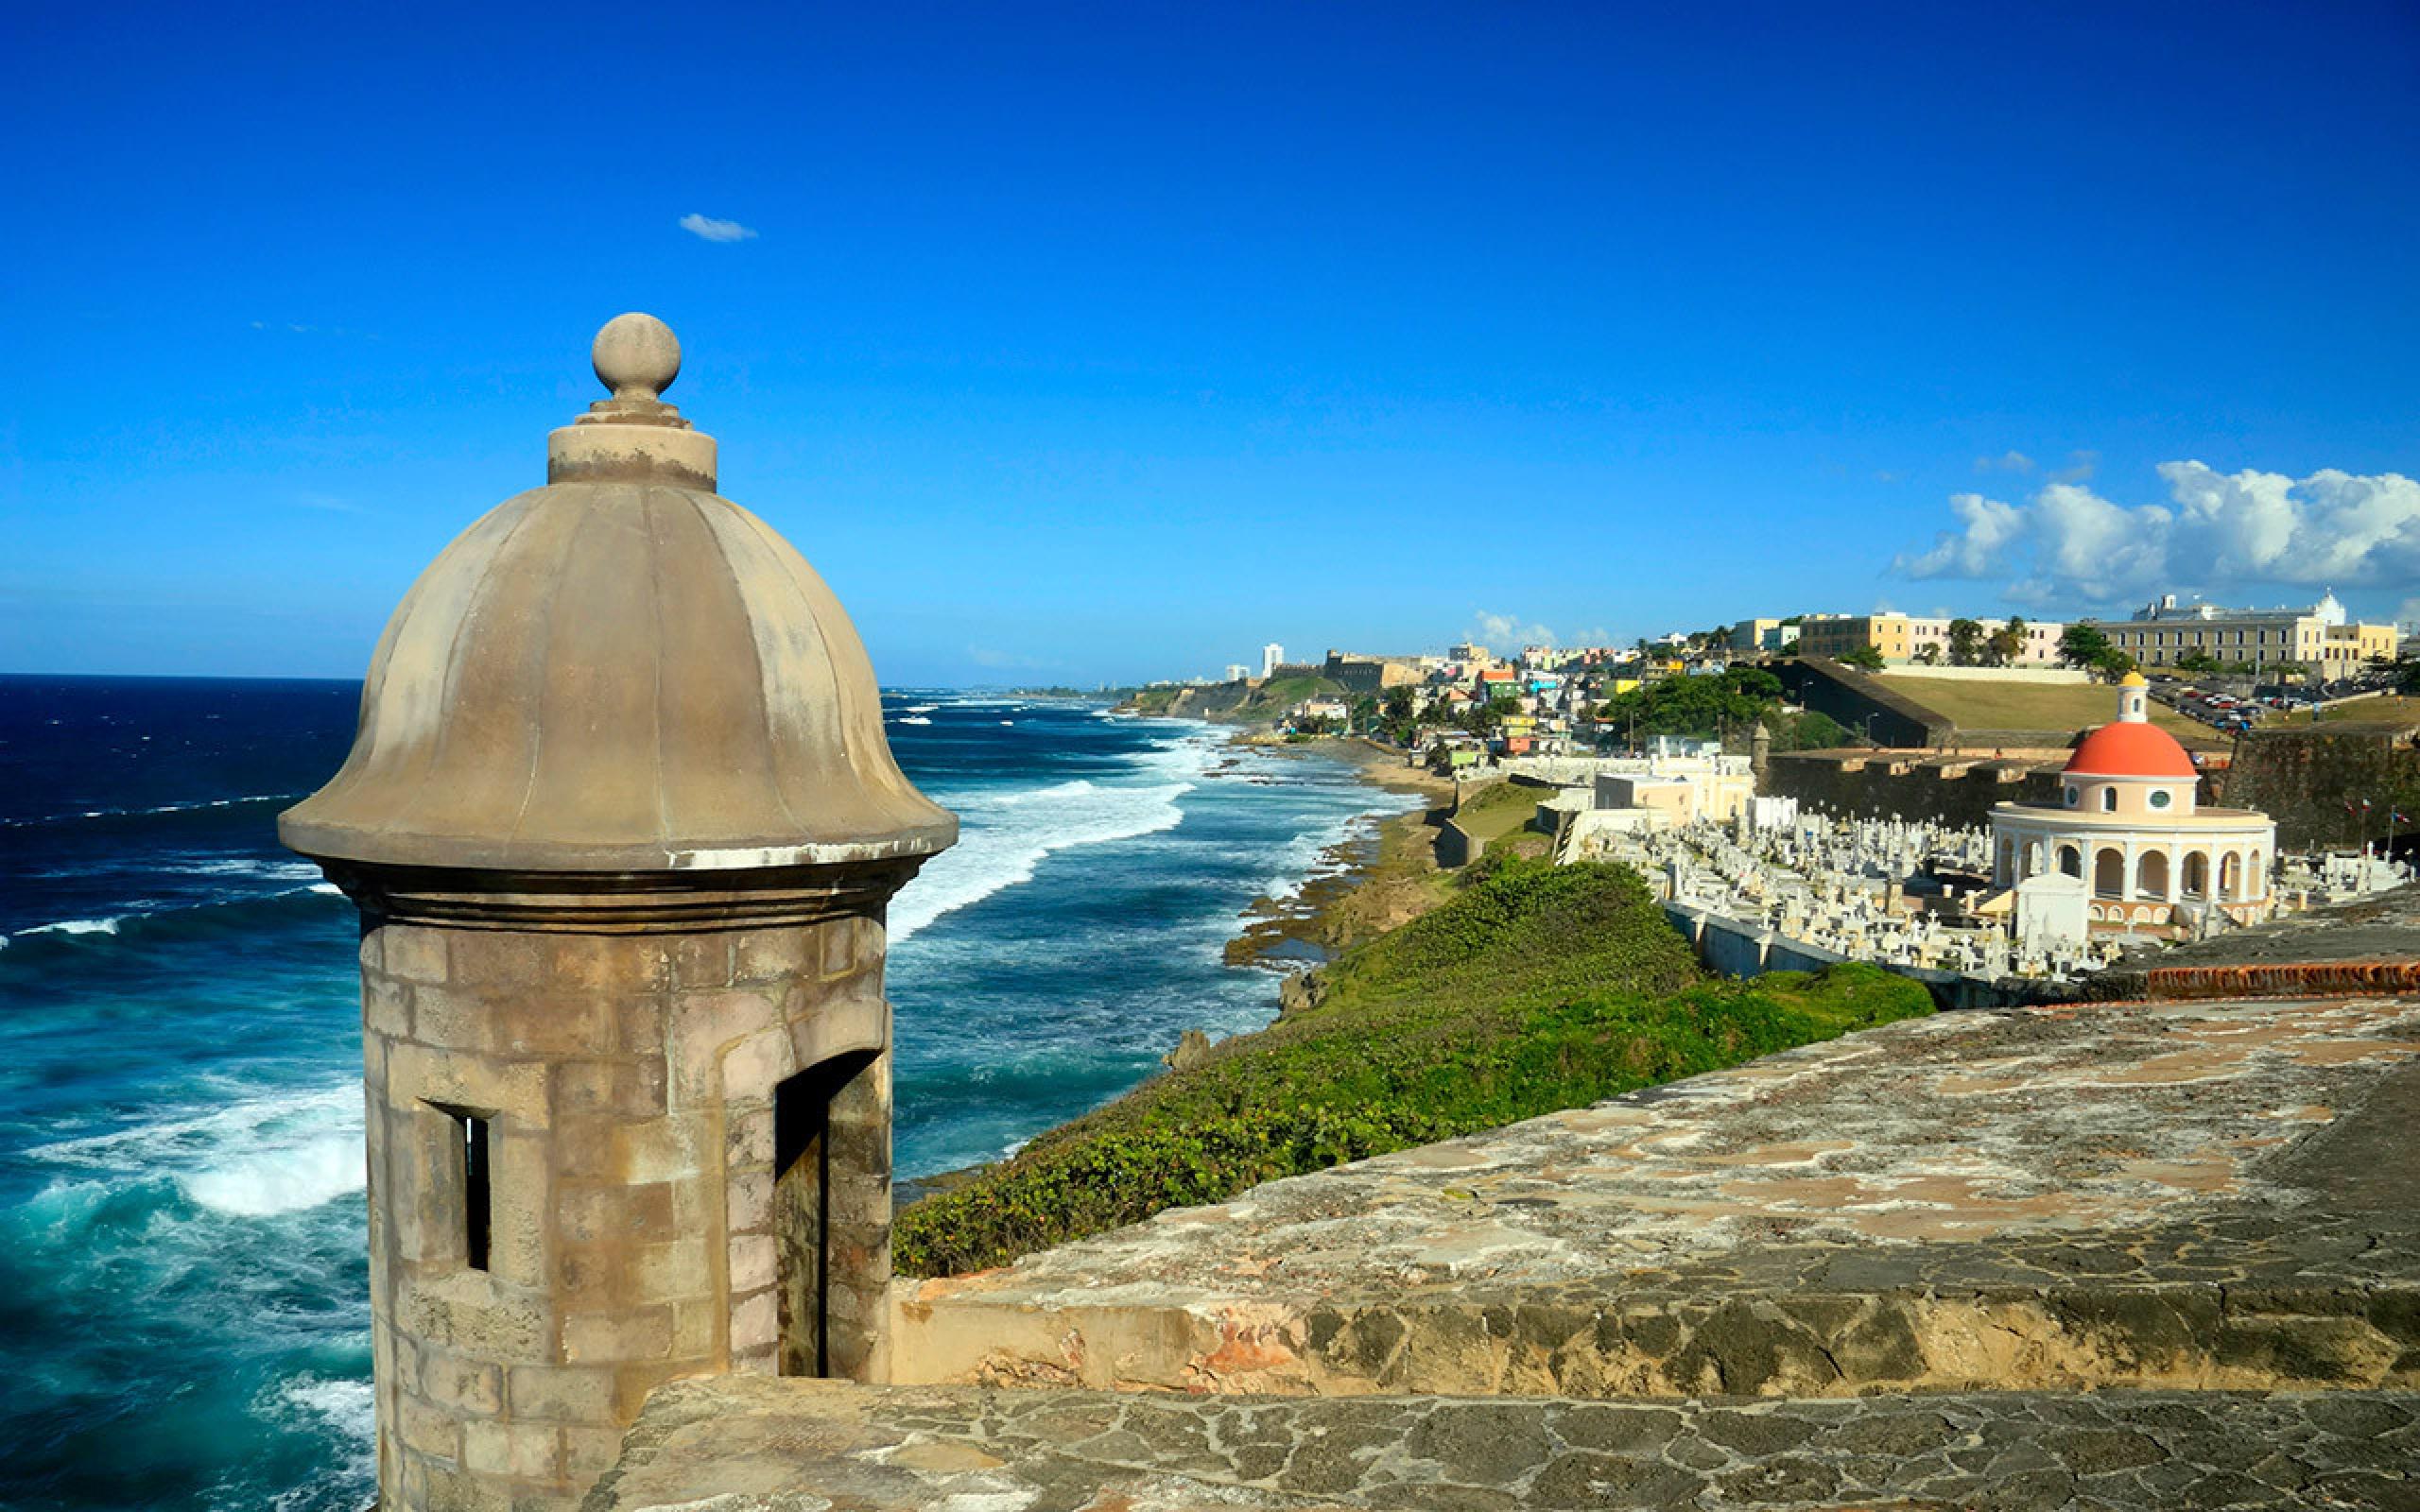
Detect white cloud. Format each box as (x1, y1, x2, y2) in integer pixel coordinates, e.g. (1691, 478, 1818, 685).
(2048, 449, 2099, 484)
(679, 213, 757, 244)
(1893, 491, 2026, 578)
(1974, 450, 2034, 474)
(1466, 610, 1559, 653)
(1893, 460, 2420, 607)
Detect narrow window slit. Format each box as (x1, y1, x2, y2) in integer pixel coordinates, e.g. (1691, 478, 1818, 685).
(434, 1105, 493, 1272)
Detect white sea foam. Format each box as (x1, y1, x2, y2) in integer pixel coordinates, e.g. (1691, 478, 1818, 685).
(890, 739, 1214, 942)
(905, 703, 939, 713)
(896, 715, 932, 726)
(274, 1375, 375, 1439)
(182, 859, 323, 883)
(254, 1376, 376, 1512)
(21, 916, 123, 936)
(10, 877, 341, 941)
(30, 1082, 365, 1217)
(3, 792, 303, 828)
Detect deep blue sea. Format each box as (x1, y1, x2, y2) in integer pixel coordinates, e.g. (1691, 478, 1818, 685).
(0, 675, 1411, 1512)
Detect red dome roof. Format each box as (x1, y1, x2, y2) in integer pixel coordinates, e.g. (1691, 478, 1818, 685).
(2065, 720, 2197, 780)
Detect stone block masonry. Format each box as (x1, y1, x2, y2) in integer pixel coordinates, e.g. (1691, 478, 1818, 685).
(1766, 748, 2070, 829)
(583, 1376, 2420, 1512)
(282, 315, 959, 1512)
(890, 996, 2420, 1401)
(361, 913, 899, 1511)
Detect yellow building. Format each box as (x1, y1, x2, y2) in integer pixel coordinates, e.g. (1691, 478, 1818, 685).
(1797, 612, 2064, 666)
(2095, 593, 2397, 679)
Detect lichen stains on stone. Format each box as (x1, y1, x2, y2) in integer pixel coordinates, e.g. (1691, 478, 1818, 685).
(887, 997, 2420, 1400)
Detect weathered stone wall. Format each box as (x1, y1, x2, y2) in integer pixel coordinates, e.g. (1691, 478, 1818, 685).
(890, 999, 2420, 1402)
(588, 1375, 2420, 1512)
(1763, 751, 2064, 828)
(1435, 818, 1482, 868)
(1772, 658, 1949, 748)
(2217, 726, 2420, 850)
(1665, 903, 2051, 1010)
(361, 914, 890, 1512)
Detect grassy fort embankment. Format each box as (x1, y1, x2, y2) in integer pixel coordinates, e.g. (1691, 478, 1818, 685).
(894, 857, 1933, 1278)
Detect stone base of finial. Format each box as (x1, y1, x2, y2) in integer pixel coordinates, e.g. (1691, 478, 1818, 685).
(315, 859, 922, 933)
(547, 421, 717, 490)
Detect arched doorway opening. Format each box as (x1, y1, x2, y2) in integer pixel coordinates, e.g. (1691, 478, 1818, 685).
(2182, 851, 2209, 899)
(2220, 852, 2241, 900)
(2137, 850, 2169, 901)
(772, 1047, 889, 1380)
(2058, 844, 2083, 879)
(2094, 848, 2125, 899)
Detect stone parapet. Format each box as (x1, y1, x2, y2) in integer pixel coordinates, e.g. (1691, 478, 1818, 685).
(890, 997, 2420, 1401)
(582, 1377, 2420, 1512)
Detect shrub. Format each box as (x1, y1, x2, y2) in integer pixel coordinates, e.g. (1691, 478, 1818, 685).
(893, 862, 1932, 1277)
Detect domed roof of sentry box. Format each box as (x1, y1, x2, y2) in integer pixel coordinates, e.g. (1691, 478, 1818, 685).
(281, 314, 957, 874)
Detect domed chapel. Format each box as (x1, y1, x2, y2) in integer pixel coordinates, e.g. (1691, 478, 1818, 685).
(1989, 674, 2275, 928)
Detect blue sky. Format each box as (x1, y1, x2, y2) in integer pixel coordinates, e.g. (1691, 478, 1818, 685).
(6, 1, 2416, 684)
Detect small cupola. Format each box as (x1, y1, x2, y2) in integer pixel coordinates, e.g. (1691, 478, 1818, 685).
(281, 315, 958, 874)
(2117, 670, 2149, 724)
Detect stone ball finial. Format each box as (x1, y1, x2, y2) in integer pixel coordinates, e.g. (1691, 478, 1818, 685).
(593, 312, 681, 402)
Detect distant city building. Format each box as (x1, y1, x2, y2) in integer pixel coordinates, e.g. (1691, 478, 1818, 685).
(1261, 642, 1285, 679)
(1798, 612, 2064, 667)
(1321, 649, 1422, 693)
(1728, 618, 1800, 653)
(1224, 663, 1251, 683)
(2095, 593, 2395, 678)
(1989, 676, 2274, 930)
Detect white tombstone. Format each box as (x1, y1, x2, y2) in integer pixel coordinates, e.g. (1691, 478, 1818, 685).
(2014, 871, 2090, 956)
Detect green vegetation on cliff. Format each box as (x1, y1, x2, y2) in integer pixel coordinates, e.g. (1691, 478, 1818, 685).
(1119, 674, 1344, 722)
(894, 859, 1933, 1277)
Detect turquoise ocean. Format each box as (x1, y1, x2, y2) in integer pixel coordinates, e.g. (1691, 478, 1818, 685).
(0, 675, 1412, 1511)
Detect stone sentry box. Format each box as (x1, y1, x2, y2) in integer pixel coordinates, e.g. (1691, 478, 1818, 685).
(282, 315, 955, 1512)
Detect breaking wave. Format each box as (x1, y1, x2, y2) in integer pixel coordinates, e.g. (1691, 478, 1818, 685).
(890, 741, 1213, 941)
(30, 1082, 365, 1218)
(1, 792, 303, 831)
(2, 886, 347, 962)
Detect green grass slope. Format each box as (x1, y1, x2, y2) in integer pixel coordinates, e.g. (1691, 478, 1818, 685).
(1881, 675, 2225, 748)
(895, 859, 1933, 1277)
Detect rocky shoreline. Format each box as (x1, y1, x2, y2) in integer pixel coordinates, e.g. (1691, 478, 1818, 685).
(900, 735, 1459, 1203)
(1222, 737, 1461, 974)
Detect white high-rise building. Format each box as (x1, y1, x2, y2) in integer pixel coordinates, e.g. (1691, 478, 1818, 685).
(1224, 663, 1251, 683)
(1261, 643, 1284, 679)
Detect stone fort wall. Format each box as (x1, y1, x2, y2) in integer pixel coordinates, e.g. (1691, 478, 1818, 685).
(2217, 725, 2420, 850)
(1762, 751, 2067, 830)
(359, 914, 892, 1511)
